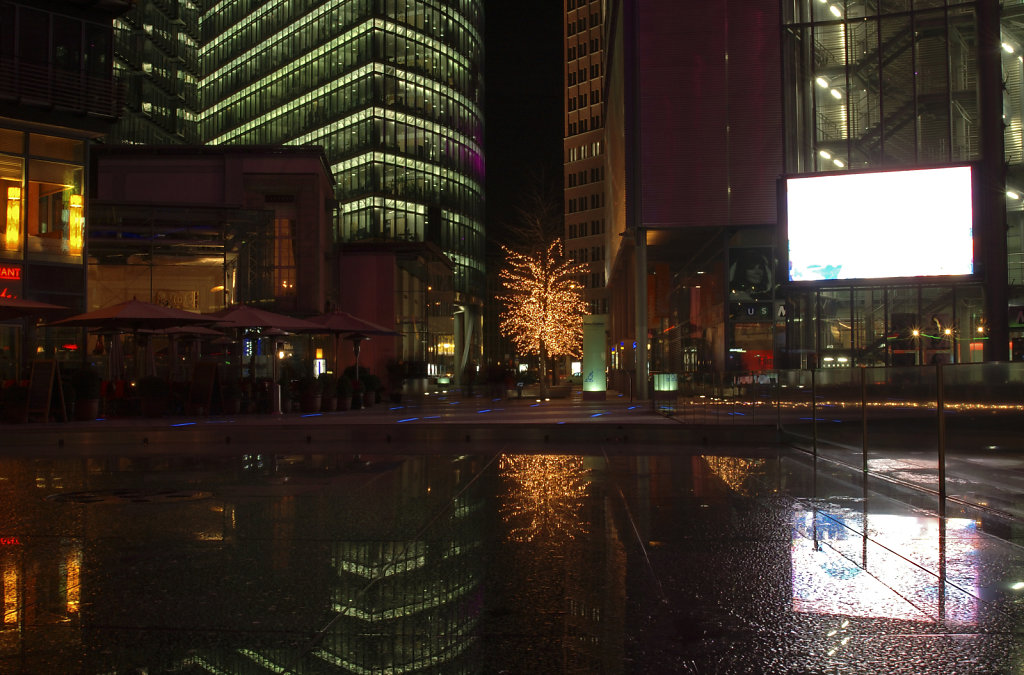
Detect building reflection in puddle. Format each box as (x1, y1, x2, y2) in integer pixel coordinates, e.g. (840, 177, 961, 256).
(0, 451, 1013, 673)
(0, 453, 489, 674)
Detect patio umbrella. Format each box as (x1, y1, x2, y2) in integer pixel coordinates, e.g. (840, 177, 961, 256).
(49, 299, 210, 377)
(206, 303, 323, 333)
(0, 298, 69, 381)
(48, 298, 210, 331)
(0, 297, 68, 321)
(205, 305, 322, 412)
(308, 310, 400, 379)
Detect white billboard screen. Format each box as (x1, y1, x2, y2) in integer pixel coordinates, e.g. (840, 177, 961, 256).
(785, 166, 974, 282)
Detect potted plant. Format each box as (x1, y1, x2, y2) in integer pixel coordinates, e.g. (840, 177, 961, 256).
(70, 367, 102, 421)
(336, 375, 353, 411)
(319, 373, 337, 412)
(278, 379, 294, 413)
(386, 360, 405, 404)
(137, 375, 170, 417)
(363, 373, 381, 407)
(350, 376, 364, 410)
(298, 375, 322, 413)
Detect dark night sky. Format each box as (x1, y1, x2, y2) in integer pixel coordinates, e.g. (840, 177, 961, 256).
(483, 1, 563, 237)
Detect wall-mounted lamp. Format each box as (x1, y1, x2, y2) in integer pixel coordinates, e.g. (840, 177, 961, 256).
(5, 186, 20, 252)
(69, 194, 83, 254)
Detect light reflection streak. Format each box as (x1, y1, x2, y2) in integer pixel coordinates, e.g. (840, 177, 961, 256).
(791, 506, 979, 625)
(3, 560, 17, 624)
(673, 398, 1024, 412)
(66, 548, 81, 613)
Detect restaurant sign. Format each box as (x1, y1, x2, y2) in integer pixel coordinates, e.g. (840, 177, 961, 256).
(0, 264, 22, 299)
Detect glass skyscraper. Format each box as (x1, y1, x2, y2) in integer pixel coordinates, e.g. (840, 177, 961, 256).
(196, 0, 486, 313)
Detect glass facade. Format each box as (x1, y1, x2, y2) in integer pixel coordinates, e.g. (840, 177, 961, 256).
(779, 0, 1018, 368)
(783, 283, 986, 368)
(782, 0, 982, 173)
(197, 0, 486, 309)
(110, 0, 201, 144)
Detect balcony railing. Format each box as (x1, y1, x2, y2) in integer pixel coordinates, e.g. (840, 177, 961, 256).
(0, 57, 125, 121)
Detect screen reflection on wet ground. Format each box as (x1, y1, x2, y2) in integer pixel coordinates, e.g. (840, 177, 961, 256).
(1, 448, 1023, 674)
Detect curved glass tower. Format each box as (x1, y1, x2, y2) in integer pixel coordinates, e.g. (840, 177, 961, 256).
(198, 0, 486, 350)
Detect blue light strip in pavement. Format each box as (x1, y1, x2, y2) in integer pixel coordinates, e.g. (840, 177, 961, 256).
(397, 417, 419, 423)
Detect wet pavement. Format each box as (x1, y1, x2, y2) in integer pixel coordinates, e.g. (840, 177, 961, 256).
(1, 393, 1023, 673)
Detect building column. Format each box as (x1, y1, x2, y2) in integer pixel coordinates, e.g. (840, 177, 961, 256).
(978, 0, 1009, 360)
(634, 226, 648, 400)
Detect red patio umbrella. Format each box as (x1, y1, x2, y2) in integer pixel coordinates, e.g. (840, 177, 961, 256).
(48, 299, 210, 377)
(48, 298, 209, 331)
(0, 297, 69, 321)
(206, 304, 323, 332)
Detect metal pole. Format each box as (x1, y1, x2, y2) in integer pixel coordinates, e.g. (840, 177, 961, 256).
(936, 362, 947, 516)
(811, 368, 818, 459)
(861, 365, 868, 474)
(635, 227, 648, 400)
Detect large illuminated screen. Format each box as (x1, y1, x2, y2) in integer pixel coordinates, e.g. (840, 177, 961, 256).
(786, 166, 974, 281)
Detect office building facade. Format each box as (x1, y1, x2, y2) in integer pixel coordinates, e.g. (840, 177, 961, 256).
(108, 0, 201, 145)
(564, 0, 609, 320)
(779, 0, 1016, 367)
(601, 0, 784, 392)
(597, 0, 1023, 391)
(195, 0, 486, 377)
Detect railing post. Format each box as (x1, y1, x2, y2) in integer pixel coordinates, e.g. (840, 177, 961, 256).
(936, 362, 946, 516)
(811, 368, 818, 459)
(861, 365, 868, 474)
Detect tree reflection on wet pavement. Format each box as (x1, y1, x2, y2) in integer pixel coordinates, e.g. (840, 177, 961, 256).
(0, 448, 1022, 674)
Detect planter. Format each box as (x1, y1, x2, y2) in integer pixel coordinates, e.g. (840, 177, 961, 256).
(141, 396, 168, 418)
(222, 397, 242, 415)
(300, 393, 322, 413)
(75, 398, 100, 421)
(321, 395, 337, 412)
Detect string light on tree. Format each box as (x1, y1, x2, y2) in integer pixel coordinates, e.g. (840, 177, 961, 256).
(497, 240, 588, 396)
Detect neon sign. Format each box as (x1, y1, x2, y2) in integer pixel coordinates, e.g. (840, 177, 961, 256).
(0, 265, 20, 280)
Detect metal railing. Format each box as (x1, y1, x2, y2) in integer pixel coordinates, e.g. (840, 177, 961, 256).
(655, 363, 1024, 518)
(0, 57, 125, 120)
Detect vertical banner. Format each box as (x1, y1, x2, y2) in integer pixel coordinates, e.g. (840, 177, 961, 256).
(582, 316, 606, 400)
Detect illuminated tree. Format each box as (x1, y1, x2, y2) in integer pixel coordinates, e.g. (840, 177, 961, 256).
(497, 239, 588, 397)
